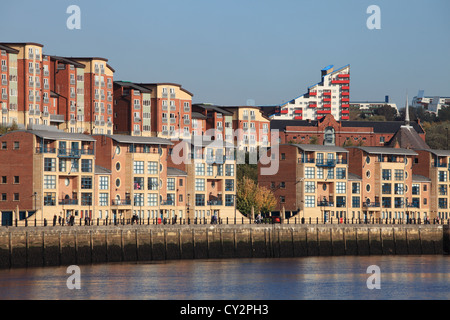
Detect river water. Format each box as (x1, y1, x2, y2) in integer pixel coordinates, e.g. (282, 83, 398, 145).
(0, 256, 448, 300)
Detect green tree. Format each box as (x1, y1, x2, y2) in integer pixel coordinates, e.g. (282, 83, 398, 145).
(236, 177, 277, 217)
(309, 135, 319, 144)
(374, 104, 398, 121)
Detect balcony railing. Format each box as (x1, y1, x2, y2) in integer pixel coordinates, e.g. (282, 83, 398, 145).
(161, 200, 175, 206)
(207, 200, 223, 206)
(317, 201, 334, 207)
(111, 199, 131, 206)
(363, 202, 381, 208)
(59, 199, 78, 205)
(58, 148, 94, 157)
(35, 147, 56, 154)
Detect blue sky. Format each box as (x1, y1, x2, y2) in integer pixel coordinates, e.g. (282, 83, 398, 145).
(1, 0, 449, 108)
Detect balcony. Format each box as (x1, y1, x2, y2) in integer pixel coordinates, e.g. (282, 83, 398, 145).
(341, 115, 349, 120)
(331, 79, 350, 84)
(323, 92, 331, 96)
(341, 98, 350, 102)
(294, 116, 303, 120)
(323, 104, 331, 108)
(317, 201, 334, 207)
(338, 74, 350, 78)
(161, 200, 175, 206)
(58, 148, 94, 158)
(280, 109, 288, 114)
(36, 147, 56, 154)
(309, 103, 317, 108)
(323, 98, 331, 102)
(207, 200, 223, 206)
(111, 199, 131, 206)
(50, 114, 65, 123)
(363, 202, 380, 208)
(341, 92, 350, 96)
(342, 86, 350, 90)
(59, 199, 78, 205)
(341, 104, 350, 108)
(341, 109, 350, 114)
(317, 110, 331, 114)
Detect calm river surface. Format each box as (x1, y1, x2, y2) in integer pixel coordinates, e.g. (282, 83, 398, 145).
(0, 256, 448, 300)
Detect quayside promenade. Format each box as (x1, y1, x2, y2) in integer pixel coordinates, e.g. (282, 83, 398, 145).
(0, 223, 448, 269)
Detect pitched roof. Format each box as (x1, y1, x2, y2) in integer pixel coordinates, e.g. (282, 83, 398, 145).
(27, 129, 95, 142)
(96, 134, 173, 146)
(114, 81, 152, 93)
(95, 165, 112, 175)
(354, 146, 418, 156)
(167, 167, 187, 176)
(386, 125, 430, 149)
(412, 174, 431, 182)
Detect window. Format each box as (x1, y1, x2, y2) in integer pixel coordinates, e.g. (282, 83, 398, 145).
(382, 169, 391, 181)
(316, 167, 324, 179)
(439, 184, 447, 196)
(305, 196, 315, 208)
(81, 193, 92, 206)
(412, 184, 420, 195)
(366, 184, 371, 192)
(1, 176, 6, 184)
(382, 197, 391, 208)
(195, 194, 205, 206)
(134, 177, 144, 190)
(225, 179, 234, 191)
(13, 141, 19, 150)
(217, 164, 223, 176)
(81, 177, 92, 189)
(394, 183, 404, 195)
(133, 161, 144, 174)
(305, 167, 315, 179)
(167, 178, 175, 191)
(280, 196, 285, 203)
(13, 193, 19, 201)
(147, 194, 158, 206)
(439, 198, 447, 209)
(439, 171, 447, 182)
(44, 175, 56, 189)
(99, 193, 108, 206)
(1, 193, 6, 201)
(1, 142, 6, 150)
(148, 177, 158, 190)
(225, 195, 234, 207)
(207, 164, 213, 176)
(44, 158, 56, 172)
(81, 159, 92, 173)
(115, 178, 121, 188)
(148, 161, 158, 175)
(44, 193, 56, 206)
(336, 168, 346, 179)
(394, 197, 404, 208)
(305, 181, 315, 193)
(352, 197, 360, 208)
(382, 183, 391, 194)
(195, 163, 205, 176)
(195, 178, 205, 191)
(281, 153, 286, 160)
(394, 170, 404, 181)
(336, 196, 346, 207)
(59, 159, 66, 172)
(225, 164, 234, 177)
(134, 193, 144, 206)
(13, 176, 19, 184)
(336, 182, 346, 194)
(99, 176, 109, 190)
(327, 168, 334, 179)
(352, 182, 360, 194)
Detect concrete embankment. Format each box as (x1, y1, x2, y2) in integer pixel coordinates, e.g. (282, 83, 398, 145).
(0, 224, 448, 269)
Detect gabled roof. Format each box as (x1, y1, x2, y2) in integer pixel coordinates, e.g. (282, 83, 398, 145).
(193, 103, 233, 115)
(28, 129, 95, 142)
(167, 167, 188, 176)
(0, 44, 19, 54)
(95, 165, 112, 175)
(114, 81, 152, 93)
(50, 56, 85, 69)
(412, 174, 431, 182)
(354, 146, 418, 156)
(386, 125, 429, 149)
(96, 134, 173, 146)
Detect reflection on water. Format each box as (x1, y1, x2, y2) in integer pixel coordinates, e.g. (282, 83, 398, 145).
(0, 256, 448, 300)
